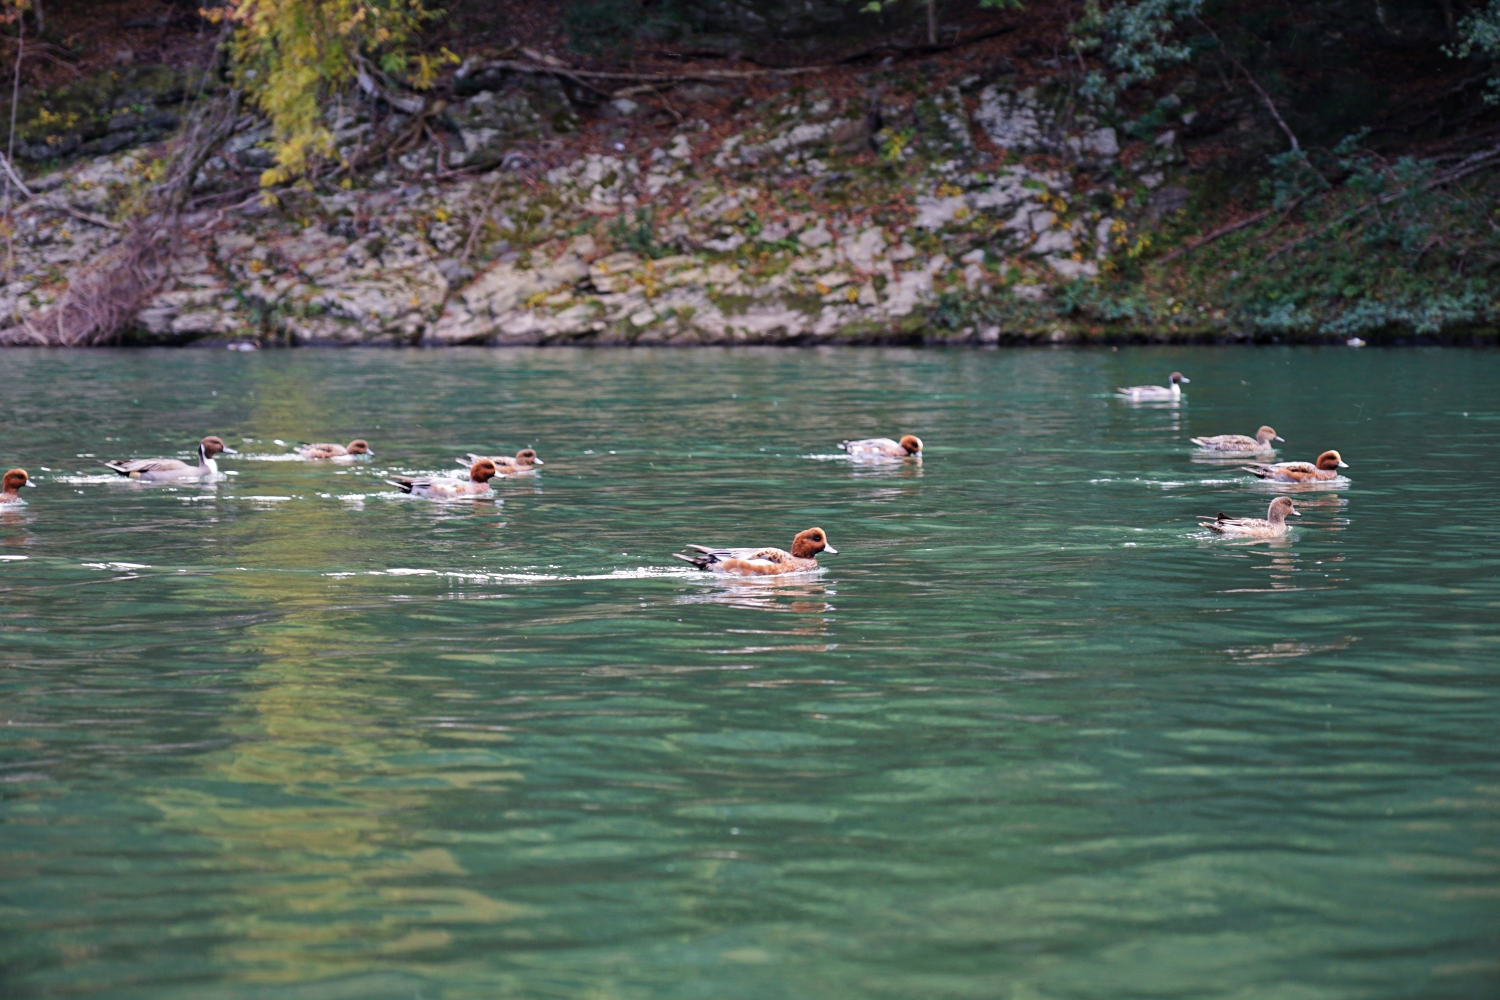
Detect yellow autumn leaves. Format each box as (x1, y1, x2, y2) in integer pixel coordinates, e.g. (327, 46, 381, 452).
(206, 0, 454, 185)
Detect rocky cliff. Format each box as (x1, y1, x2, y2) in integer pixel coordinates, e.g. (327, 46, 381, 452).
(2, 1, 1496, 347)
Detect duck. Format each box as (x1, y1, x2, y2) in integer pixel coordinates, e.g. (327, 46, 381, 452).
(103, 436, 237, 481)
(297, 439, 373, 460)
(838, 435, 923, 460)
(1191, 425, 1283, 454)
(674, 527, 837, 576)
(1242, 450, 1348, 483)
(456, 449, 544, 473)
(387, 459, 499, 500)
(1117, 372, 1189, 400)
(0, 468, 35, 503)
(1200, 496, 1301, 537)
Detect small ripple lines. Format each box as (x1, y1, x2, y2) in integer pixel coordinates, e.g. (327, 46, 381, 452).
(0, 346, 1497, 999)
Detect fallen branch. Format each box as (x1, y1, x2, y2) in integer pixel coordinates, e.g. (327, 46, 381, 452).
(836, 23, 1019, 63)
(337, 97, 442, 176)
(1195, 17, 1302, 153)
(458, 174, 509, 268)
(0, 91, 243, 345)
(486, 57, 834, 88)
(1264, 143, 1500, 262)
(1157, 194, 1312, 264)
(1157, 208, 1274, 264)
(0, 150, 123, 229)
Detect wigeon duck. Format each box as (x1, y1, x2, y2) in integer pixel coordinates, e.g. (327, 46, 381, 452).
(1, 468, 36, 503)
(1200, 496, 1301, 537)
(297, 439, 373, 460)
(674, 527, 837, 576)
(838, 435, 923, 460)
(103, 436, 237, 481)
(387, 459, 498, 500)
(456, 449, 544, 473)
(1243, 450, 1348, 483)
(1191, 425, 1283, 454)
(1117, 372, 1189, 400)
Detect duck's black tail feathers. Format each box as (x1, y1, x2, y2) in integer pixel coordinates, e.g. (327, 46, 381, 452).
(385, 478, 415, 494)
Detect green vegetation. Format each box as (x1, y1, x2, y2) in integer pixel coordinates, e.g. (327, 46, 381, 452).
(214, 0, 452, 184)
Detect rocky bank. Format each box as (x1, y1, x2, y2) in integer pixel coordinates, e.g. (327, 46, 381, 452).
(0, 55, 1212, 347)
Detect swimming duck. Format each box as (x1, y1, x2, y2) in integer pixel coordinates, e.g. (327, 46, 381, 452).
(1200, 496, 1301, 537)
(1117, 372, 1189, 400)
(838, 435, 923, 460)
(297, 439, 373, 460)
(103, 436, 237, 481)
(387, 459, 498, 500)
(674, 527, 837, 576)
(0, 468, 35, 503)
(1242, 450, 1348, 483)
(456, 449, 544, 473)
(1191, 425, 1283, 454)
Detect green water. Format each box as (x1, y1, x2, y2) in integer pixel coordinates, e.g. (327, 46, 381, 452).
(1, 346, 1497, 999)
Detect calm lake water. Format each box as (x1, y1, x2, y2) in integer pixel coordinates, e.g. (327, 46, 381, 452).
(1, 346, 1497, 999)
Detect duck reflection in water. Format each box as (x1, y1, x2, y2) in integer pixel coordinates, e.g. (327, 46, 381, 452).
(676, 577, 836, 617)
(1225, 635, 1359, 662)
(849, 461, 924, 481)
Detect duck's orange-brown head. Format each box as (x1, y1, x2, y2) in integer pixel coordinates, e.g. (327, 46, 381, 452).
(899, 435, 923, 455)
(791, 527, 837, 559)
(1170, 372, 1190, 385)
(1269, 496, 1300, 519)
(469, 458, 499, 483)
(200, 436, 234, 458)
(346, 439, 371, 455)
(1315, 450, 1348, 471)
(515, 448, 542, 466)
(2, 468, 31, 493)
(1256, 426, 1284, 444)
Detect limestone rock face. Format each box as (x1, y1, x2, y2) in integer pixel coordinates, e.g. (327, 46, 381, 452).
(974, 85, 1119, 168)
(446, 76, 578, 167)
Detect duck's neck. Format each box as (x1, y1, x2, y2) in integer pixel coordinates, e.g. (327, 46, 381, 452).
(198, 446, 218, 474)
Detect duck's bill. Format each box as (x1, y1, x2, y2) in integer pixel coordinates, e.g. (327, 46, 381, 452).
(823, 544, 838, 555)
(221, 446, 240, 454)
(1179, 377, 1191, 383)
(1337, 460, 1349, 467)
(1290, 509, 1301, 516)
(24, 480, 36, 487)
(531, 458, 544, 465)
(1274, 435, 1285, 441)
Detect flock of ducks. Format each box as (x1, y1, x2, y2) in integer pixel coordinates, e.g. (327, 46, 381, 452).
(0, 371, 1349, 567)
(1115, 371, 1351, 539)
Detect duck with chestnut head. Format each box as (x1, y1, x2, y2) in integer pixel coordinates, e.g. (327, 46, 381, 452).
(1201, 497, 1301, 538)
(456, 449, 544, 474)
(838, 435, 923, 460)
(674, 527, 837, 576)
(103, 436, 237, 481)
(298, 439, 374, 461)
(386, 459, 499, 500)
(0, 468, 36, 503)
(1117, 372, 1189, 401)
(1243, 450, 1348, 483)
